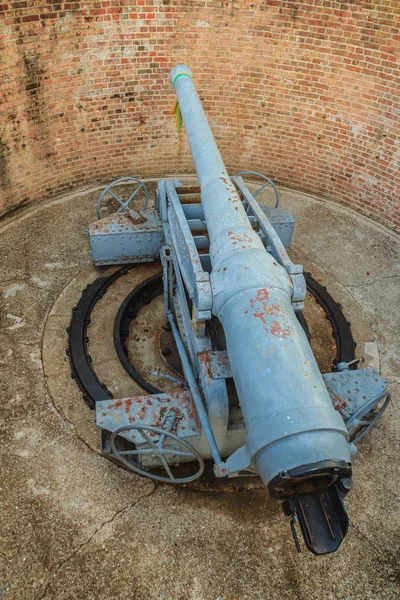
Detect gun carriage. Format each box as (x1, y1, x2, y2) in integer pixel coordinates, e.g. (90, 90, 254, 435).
(69, 65, 390, 555)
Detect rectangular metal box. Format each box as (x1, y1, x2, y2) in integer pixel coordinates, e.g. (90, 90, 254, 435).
(89, 209, 164, 266)
(260, 206, 296, 250)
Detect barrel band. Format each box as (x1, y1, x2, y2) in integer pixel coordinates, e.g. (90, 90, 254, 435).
(172, 72, 192, 87)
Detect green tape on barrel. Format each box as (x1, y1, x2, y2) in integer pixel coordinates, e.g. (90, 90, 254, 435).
(172, 72, 192, 87)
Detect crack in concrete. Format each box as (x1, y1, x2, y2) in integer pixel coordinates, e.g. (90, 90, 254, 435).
(42, 371, 110, 461)
(350, 522, 399, 569)
(37, 484, 157, 600)
(0, 337, 41, 348)
(350, 522, 382, 554)
(294, 245, 399, 296)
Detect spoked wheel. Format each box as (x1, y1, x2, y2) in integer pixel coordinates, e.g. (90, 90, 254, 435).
(346, 393, 391, 444)
(231, 171, 280, 207)
(96, 176, 149, 219)
(110, 424, 205, 484)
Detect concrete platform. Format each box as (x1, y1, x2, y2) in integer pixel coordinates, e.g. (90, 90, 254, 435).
(0, 180, 399, 599)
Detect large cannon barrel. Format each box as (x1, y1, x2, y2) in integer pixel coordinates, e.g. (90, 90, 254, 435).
(170, 65, 352, 498)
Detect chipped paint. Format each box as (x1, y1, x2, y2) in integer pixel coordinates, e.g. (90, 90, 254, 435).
(270, 320, 290, 338)
(325, 383, 349, 413)
(96, 391, 201, 445)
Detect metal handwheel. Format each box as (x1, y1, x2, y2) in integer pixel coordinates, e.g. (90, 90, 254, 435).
(110, 424, 205, 484)
(232, 171, 280, 207)
(346, 392, 390, 444)
(96, 176, 149, 219)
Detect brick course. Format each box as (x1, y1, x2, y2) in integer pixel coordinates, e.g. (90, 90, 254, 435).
(0, 1, 399, 230)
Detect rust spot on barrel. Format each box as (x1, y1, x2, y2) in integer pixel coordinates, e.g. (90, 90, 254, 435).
(138, 406, 148, 419)
(258, 289, 269, 302)
(270, 320, 290, 338)
(254, 312, 267, 324)
(228, 230, 253, 244)
(249, 288, 270, 312)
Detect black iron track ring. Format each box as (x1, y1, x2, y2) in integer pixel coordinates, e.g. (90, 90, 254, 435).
(113, 273, 164, 395)
(67, 268, 355, 408)
(66, 265, 135, 409)
(113, 272, 356, 395)
(306, 273, 356, 367)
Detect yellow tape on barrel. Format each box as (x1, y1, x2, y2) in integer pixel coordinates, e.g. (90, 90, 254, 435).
(171, 72, 192, 131)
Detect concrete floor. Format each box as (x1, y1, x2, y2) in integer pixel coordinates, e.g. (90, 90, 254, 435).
(0, 180, 399, 599)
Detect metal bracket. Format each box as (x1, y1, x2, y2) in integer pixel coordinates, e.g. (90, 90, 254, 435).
(197, 350, 232, 380)
(232, 176, 306, 310)
(165, 180, 212, 322)
(323, 368, 390, 443)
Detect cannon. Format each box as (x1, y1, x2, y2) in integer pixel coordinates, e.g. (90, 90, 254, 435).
(80, 65, 390, 555)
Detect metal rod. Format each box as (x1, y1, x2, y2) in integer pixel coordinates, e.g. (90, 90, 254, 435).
(166, 310, 226, 475)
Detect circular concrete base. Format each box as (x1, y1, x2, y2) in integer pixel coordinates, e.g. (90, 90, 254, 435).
(1, 178, 399, 599)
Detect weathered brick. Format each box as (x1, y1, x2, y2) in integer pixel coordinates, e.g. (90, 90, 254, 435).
(0, 0, 398, 232)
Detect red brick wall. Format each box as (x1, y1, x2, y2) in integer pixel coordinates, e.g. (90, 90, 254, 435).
(0, 1, 399, 230)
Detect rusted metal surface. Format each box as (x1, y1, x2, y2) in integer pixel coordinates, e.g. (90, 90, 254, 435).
(325, 383, 350, 413)
(178, 193, 202, 204)
(176, 185, 201, 195)
(89, 209, 164, 266)
(197, 350, 232, 381)
(126, 209, 147, 224)
(159, 327, 184, 377)
(247, 287, 297, 339)
(96, 390, 201, 445)
(89, 209, 158, 235)
(322, 368, 388, 422)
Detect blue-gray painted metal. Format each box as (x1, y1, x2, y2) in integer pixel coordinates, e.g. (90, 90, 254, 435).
(258, 206, 295, 250)
(96, 390, 201, 446)
(232, 175, 305, 310)
(166, 311, 228, 476)
(232, 171, 281, 208)
(108, 420, 205, 484)
(162, 240, 230, 448)
(181, 199, 294, 249)
(96, 176, 149, 220)
(165, 180, 212, 321)
(92, 66, 389, 489)
(323, 368, 389, 442)
(89, 209, 163, 266)
(170, 64, 351, 485)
